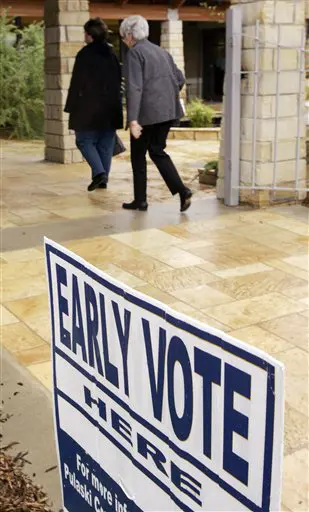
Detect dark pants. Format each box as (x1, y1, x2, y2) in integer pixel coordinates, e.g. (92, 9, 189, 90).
(130, 121, 187, 203)
(75, 130, 115, 180)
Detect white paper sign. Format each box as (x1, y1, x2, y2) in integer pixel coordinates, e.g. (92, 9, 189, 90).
(45, 238, 285, 512)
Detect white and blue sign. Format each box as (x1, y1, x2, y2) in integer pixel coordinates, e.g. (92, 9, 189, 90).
(45, 238, 285, 512)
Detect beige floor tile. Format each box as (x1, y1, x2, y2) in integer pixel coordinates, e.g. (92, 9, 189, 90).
(204, 293, 306, 330)
(66, 239, 135, 267)
(202, 255, 250, 271)
(299, 310, 309, 320)
(209, 269, 306, 300)
(170, 302, 230, 334)
(4, 294, 49, 321)
(2, 259, 46, 283)
(230, 222, 308, 255)
(237, 210, 287, 223)
(190, 240, 287, 268)
(39, 184, 85, 197)
(275, 348, 309, 377)
(97, 264, 146, 288)
(246, 238, 306, 256)
(265, 258, 309, 281)
(284, 404, 309, 455)
(284, 373, 308, 417)
(229, 325, 293, 354)
(135, 284, 175, 305)
(66, 236, 127, 260)
(268, 217, 309, 237)
(111, 228, 183, 250)
(1, 323, 45, 352)
(282, 449, 309, 511)
(0, 216, 18, 228)
(183, 216, 246, 233)
(2, 275, 47, 302)
(299, 297, 309, 307)
(180, 240, 213, 251)
(1, 248, 44, 263)
(15, 343, 51, 366)
(188, 229, 248, 247)
(50, 206, 111, 219)
(280, 284, 309, 300)
(261, 314, 309, 351)
(115, 254, 172, 278)
(170, 284, 233, 310)
(196, 261, 224, 273)
(6, 207, 63, 226)
(36, 193, 98, 211)
(0, 305, 19, 326)
(144, 266, 218, 293)
(213, 262, 273, 279)
(23, 316, 52, 344)
(185, 310, 230, 332)
(140, 245, 206, 269)
(283, 255, 309, 272)
(159, 224, 201, 240)
(168, 301, 198, 315)
(27, 361, 52, 391)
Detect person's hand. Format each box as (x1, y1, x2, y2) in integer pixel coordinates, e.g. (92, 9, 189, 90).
(130, 121, 143, 139)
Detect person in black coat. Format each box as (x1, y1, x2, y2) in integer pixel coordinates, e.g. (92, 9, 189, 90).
(65, 18, 123, 191)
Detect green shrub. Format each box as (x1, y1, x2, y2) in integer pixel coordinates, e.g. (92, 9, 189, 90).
(0, 13, 44, 139)
(186, 99, 215, 128)
(204, 160, 218, 173)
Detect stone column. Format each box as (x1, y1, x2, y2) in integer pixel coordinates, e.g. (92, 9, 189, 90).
(218, 0, 307, 206)
(44, 0, 89, 163)
(161, 9, 186, 101)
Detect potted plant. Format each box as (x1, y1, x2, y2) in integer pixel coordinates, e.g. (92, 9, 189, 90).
(198, 160, 219, 186)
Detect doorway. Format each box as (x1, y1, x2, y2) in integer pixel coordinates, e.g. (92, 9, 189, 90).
(202, 27, 225, 102)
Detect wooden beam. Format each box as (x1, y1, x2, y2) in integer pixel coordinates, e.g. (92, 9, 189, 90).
(1, 1, 228, 23)
(118, 0, 130, 6)
(179, 6, 227, 22)
(172, 0, 186, 9)
(90, 4, 168, 21)
(1, 0, 43, 18)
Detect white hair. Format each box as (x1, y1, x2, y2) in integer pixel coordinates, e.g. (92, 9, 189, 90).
(120, 15, 149, 41)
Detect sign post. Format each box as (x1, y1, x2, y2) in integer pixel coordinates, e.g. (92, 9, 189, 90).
(45, 238, 285, 512)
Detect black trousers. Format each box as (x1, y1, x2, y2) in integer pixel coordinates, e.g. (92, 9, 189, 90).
(130, 121, 187, 203)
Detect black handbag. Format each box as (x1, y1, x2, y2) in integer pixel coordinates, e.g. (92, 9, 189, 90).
(113, 134, 126, 156)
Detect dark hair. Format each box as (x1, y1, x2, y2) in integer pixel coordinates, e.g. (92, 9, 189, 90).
(84, 18, 108, 43)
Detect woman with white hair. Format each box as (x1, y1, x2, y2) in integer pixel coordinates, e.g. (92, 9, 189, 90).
(120, 15, 192, 212)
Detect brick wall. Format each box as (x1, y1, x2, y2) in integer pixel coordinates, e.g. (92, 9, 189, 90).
(218, 0, 307, 206)
(44, 0, 89, 163)
(160, 10, 186, 101)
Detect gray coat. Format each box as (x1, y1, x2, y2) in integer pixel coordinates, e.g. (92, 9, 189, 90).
(123, 39, 185, 127)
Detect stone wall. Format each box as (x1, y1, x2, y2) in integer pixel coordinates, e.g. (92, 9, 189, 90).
(161, 9, 186, 101)
(44, 0, 89, 163)
(218, 0, 307, 206)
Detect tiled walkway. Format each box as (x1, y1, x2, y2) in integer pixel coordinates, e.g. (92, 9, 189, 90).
(1, 134, 218, 231)
(1, 139, 308, 511)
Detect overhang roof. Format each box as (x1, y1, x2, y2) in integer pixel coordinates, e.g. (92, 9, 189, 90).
(2, 0, 229, 21)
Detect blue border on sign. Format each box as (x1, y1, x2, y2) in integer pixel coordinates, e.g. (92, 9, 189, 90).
(45, 243, 275, 512)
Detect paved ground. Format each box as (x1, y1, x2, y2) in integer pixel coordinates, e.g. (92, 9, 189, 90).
(1, 137, 308, 511)
(1, 348, 62, 511)
(1, 133, 219, 232)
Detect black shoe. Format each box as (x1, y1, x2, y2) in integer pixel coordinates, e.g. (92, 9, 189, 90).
(122, 201, 148, 211)
(180, 188, 192, 212)
(98, 183, 107, 189)
(88, 173, 106, 192)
